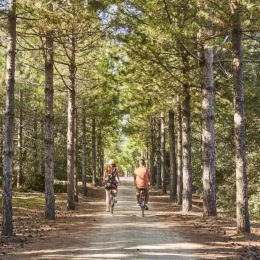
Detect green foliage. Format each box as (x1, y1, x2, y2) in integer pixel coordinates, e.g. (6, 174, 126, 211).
(249, 186, 260, 220)
(54, 182, 67, 193)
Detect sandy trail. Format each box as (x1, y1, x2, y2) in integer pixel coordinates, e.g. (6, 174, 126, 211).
(4, 177, 200, 260)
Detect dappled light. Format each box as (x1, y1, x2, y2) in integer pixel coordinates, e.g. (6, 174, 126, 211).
(0, 0, 260, 259)
(2, 177, 259, 259)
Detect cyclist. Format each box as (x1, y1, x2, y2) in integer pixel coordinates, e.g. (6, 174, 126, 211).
(134, 159, 151, 210)
(103, 159, 120, 212)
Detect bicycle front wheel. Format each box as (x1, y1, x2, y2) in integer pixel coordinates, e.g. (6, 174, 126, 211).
(140, 199, 145, 217)
(110, 204, 114, 214)
(110, 197, 114, 214)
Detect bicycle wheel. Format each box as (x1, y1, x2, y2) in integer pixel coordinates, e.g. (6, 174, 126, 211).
(141, 205, 144, 217)
(110, 193, 114, 215)
(141, 199, 145, 217)
(110, 204, 114, 214)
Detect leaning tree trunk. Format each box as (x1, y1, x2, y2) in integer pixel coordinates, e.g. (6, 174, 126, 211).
(92, 117, 96, 186)
(2, 0, 16, 236)
(67, 35, 76, 211)
(169, 110, 177, 201)
(182, 83, 192, 212)
(156, 119, 161, 189)
(161, 112, 166, 194)
(177, 96, 183, 205)
(232, 14, 250, 233)
(17, 90, 23, 188)
(198, 17, 217, 217)
(44, 14, 55, 219)
(149, 117, 155, 186)
(82, 110, 87, 196)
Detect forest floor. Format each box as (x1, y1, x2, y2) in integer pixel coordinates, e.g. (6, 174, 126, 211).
(0, 177, 260, 260)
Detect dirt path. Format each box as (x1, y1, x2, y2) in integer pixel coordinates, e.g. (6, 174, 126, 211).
(2, 177, 260, 259)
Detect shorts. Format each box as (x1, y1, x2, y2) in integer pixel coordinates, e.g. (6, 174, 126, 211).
(136, 187, 149, 196)
(105, 179, 118, 190)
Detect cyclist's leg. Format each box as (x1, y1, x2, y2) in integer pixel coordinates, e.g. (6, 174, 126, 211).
(145, 188, 149, 204)
(105, 189, 110, 210)
(144, 188, 149, 210)
(114, 189, 118, 202)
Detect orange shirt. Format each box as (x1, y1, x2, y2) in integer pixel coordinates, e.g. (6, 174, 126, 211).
(134, 166, 150, 189)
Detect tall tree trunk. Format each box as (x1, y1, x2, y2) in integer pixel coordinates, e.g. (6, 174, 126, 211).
(182, 83, 192, 212)
(97, 129, 102, 178)
(2, 0, 16, 236)
(232, 9, 250, 233)
(67, 35, 76, 211)
(198, 15, 217, 217)
(177, 96, 183, 205)
(74, 108, 78, 202)
(92, 117, 96, 186)
(67, 87, 75, 210)
(101, 146, 104, 178)
(44, 14, 55, 219)
(82, 110, 87, 196)
(149, 117, 155, 185)
(169, 110, 177, 201)
(33, 107, 38, 184)
(0, 116, 3, 179)
(156, 119, 161, 189)
(40, 120, 45, 184)
(17, 90, 23, 188)
(161, 112, 166, 194)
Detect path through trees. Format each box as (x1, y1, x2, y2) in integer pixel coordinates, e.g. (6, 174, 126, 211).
(2, 178, 260, 259)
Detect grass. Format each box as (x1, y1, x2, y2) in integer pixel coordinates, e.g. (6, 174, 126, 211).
(0, 193, 67, 212)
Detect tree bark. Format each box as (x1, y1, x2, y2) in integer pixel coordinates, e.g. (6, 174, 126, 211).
(177, 96, 183, 205)
(92, 117, 96, 186)
(44, 12, 55, 219)
(67, 35, 76, 211)
(0, 117, 3, 179)
(17, 90, 23, 188)
(82, 110, 87, 196)
(156, 119, 161, 189)
(2, 0, 16, 236)
(97, 129, 102, 178)
(161, 112, 166, 194)
(198, 16, 217, 217)
(33, 107, 38, 184)
(74, 108, 78, 202)
(182, 83, 192, 212)
(149, 117, 155, 186)
(232, 11, 250, 233)
(169, 110, 177, 201)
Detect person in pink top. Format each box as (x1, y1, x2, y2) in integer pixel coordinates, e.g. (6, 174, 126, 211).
(134, 159, 151, 210)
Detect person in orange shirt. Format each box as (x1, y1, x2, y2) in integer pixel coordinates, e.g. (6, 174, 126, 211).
(134, 159, 151, 210)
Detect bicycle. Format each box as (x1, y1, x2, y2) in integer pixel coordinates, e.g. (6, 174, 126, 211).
(139, 189, 146, 217)
(109, 188, 117, 215)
